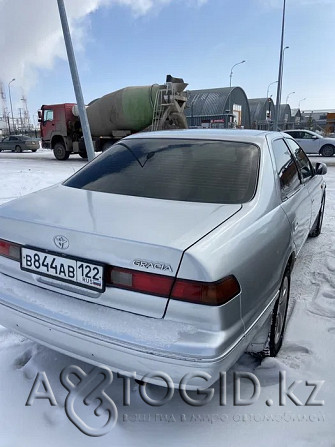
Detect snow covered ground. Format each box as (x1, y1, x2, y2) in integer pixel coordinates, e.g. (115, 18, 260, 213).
(0, 150, 334, 446)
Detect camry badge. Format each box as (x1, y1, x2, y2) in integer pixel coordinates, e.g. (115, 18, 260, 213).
(54, 235, 69, 250)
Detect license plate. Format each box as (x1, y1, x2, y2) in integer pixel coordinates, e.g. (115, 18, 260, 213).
(21, 247, 105, 292)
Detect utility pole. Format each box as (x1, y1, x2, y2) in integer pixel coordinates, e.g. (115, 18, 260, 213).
(57, 0, 95, 161)
(8, 78, 15, 134)
(274, 0, 286, 131)
(18, 108, 23, 131)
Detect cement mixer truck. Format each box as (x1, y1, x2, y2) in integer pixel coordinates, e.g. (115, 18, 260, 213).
(38, 75, 188, 160)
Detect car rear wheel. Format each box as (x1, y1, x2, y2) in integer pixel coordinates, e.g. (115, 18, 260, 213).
(53, 142, 70, 160)
(31, 149, 37, 153)
(14, 145, 22, 153)
(269, 269, 290, 357)
(309, 192, 325, 237)
(320, 145, 334, 157)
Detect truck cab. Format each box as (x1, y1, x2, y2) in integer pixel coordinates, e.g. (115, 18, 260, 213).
(39, 103, 83, 160)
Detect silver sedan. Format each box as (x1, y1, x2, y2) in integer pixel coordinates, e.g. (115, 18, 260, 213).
(0, 135, 40, 152)
(0, 129, 327, 388)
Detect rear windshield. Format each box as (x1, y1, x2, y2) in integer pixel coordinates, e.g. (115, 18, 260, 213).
(64, 138, 260, 204)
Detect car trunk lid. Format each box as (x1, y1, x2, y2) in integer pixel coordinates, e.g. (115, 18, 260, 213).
(0, 185, 241, 317)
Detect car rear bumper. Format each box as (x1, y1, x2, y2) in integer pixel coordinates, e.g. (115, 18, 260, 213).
(0, 271, 247, 389)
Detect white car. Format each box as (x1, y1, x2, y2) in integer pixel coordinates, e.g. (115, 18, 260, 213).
(285, 129, 335, 156)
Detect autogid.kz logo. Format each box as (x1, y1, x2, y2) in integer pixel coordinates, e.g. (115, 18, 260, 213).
(61, 366, 118, 436)
(26, 366, 118, 437)
(25, 366, 325, 437)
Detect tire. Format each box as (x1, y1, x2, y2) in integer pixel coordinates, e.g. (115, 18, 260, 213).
(31, 149, 37, 153)
(320, 145, 334, 157)
(14, 145, 22, 153)
(309, 192, 326, 237)
(79, 151, 87, 159)
(269, 269, 290, 357)
(53, 142, 70, 160)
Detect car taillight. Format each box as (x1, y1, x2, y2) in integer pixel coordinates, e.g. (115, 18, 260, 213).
(171, 275, 240, 306)
(106, 266, 240, 306)
(0, 239, 21, 261)
(106, 267, 174, 297)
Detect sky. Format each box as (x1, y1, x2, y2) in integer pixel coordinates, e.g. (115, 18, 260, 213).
(0, 0, 334, 126)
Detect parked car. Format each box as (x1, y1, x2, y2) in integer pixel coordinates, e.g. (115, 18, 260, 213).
(284, 129, 335, 156)
(0, 135, 40, 153)
(0, 129, 327, 388)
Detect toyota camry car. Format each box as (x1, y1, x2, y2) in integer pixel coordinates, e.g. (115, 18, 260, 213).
(0, 129, 327, 388)
(284, 129, 335, 156)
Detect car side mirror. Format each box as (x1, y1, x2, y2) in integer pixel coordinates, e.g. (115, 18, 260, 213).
(315, 162, 327, 175)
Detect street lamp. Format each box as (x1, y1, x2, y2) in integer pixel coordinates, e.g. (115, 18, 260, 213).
(282, 45, 289, 78)
(274, 0, 287, 130)
(8, 78, 15, 134)
(285, 91, 295, 104)
(267, 81, 278, 99)
(228, 60, 246, 121)
(299, 97, 307, 109)
(229, 60, 246, 88)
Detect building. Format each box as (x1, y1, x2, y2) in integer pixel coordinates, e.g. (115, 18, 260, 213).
(290, 108, 302, 128)
(248, 98, 275, 130)
(185, 87, 251, 129)
(278, 104, 292, 130)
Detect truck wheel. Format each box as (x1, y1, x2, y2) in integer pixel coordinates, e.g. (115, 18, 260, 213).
(79, 151, 87, 159)
(269, 269, 290, 357)
(14, 145, 22, 153)
(53, 143, 70, 160)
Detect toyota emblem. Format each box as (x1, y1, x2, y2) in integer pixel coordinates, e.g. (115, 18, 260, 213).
(54, 235, 69, 250)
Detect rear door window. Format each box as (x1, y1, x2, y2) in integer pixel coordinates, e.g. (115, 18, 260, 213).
(285, 138, 314, 180)
(272, 138, 301, 200)
(64, 138, 260, 204)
